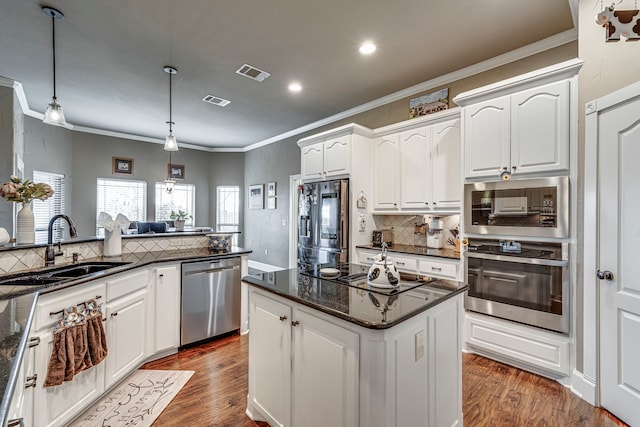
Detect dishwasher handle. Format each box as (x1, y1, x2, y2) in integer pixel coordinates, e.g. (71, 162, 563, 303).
(184, 265, 240, 277)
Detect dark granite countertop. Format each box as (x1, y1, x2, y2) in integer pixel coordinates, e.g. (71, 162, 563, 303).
(0, 246, 251, 425)
(357, 244, 460, 260)
(242, 266, 467, 330)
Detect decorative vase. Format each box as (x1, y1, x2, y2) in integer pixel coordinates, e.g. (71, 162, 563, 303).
(174, 219, 185, 231)
(16, 202, 35, 245)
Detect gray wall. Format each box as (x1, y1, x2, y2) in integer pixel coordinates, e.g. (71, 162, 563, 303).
(244, 139, 300, 267)
(209, 152, 245, 246)
(0, 87, 13, 233)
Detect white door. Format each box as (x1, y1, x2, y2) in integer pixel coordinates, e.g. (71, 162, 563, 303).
(598, 95, 640, 427)
(373, 135, 400, 210)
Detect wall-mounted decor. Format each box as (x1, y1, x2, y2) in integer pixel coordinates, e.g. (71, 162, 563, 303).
(267, 181, 276, 197)
(168, 163, 185, 180)
(249, 184, 264, 209)
(596, 6, 640, 41)
(267, 196, 277, 210)
(112, 157, 134, 175)
(409, 88, 448, 119)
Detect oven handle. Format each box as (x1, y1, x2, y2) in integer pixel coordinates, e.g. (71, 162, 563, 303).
(464, 251, 568, 267)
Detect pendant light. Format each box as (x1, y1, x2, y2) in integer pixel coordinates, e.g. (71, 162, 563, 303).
(42, 6, 66, 127)
(163, 66, 179, 151)
(164, 151, 177, 193)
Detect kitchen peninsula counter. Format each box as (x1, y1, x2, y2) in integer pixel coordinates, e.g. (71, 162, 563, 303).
(244, 266, 466, 427)
(0, 246, 251, 425)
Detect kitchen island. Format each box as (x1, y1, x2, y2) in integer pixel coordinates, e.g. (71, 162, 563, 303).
(242, 266, 467, 427)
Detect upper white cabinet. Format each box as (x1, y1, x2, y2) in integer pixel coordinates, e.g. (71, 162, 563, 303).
(454, 59, 583, 180)
(298, 124, 373, 182)
(373, 110, 461, 213)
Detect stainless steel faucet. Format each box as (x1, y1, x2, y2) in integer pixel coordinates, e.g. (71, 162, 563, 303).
(45, 214, 78, 267)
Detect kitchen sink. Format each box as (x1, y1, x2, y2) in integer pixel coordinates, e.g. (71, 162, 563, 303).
(0, 261, 130, 288)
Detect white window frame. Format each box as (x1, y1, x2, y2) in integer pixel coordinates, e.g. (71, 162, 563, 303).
(32, 170, 66, 244)
(216, 185, 240, 243)
(154, 182, 196, 226)
(96, 178, 147, 234)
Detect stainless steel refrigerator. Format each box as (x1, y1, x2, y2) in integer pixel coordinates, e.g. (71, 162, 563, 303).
(297, 178, 349, 268)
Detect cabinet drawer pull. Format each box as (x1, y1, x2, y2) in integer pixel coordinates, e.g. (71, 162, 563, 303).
(7, 418, 23, 427)
(366, 257, 375, 261)
(396, 261, 405, 266)
(25, 374, 37, 388)
(279, 315, 287, 321)
(28, 337, 40, 348)
(159, 274, 164, 278)
(291, 321, 300, 326)
(111, 312, 118, 317)
(431, 267, 442, 271)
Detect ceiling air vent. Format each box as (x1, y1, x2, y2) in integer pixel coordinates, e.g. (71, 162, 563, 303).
(235, 63, 271, 82)
(202, 94, 231, 107)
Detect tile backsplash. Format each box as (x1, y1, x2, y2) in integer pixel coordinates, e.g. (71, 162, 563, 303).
(0, 235, 209, 274)
(372, 214, 460, 248)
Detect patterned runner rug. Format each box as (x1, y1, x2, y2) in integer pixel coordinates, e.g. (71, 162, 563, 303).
(69, 369, 194, 427)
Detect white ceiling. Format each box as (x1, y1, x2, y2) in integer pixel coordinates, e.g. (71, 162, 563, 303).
(0, 0, 575, 151)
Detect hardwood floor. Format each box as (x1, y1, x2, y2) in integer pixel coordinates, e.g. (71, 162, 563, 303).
(143, 333, 627, 427)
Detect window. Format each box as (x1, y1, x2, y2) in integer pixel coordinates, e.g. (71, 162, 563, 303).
(33, 170, 65, 244)
(96, 178, 147, 234)
(155, 183, 196, 226)
(217, 186, 240, 243)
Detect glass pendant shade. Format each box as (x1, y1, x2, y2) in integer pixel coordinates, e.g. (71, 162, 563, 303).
(164, 131, 178, 151)
(43, 98, 66, 126)
(164, 178, 176, 194)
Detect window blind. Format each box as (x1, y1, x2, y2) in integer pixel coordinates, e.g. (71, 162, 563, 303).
(154, 183, 196, 226)
(32, 170, 65, 244)
(96, 178, 147, 234)
(216, 186, 240, 244)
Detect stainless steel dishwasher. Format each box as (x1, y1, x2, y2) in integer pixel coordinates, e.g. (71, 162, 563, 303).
(181, 257, 241, 346)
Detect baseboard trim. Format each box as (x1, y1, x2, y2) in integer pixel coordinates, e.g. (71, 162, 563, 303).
(570, 369, 597, 406)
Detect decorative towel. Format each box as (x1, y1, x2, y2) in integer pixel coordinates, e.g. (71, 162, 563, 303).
(43, 301, 108, 387)
(84, 299, 108, 366)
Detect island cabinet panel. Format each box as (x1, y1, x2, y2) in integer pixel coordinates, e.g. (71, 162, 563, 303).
(32, 281, 108, 427)
(293, 308, 359, 427)
(248, 291, 293, 427)
(152, 264, 181, 354)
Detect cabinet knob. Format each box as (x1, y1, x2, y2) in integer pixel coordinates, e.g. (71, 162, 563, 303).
(291, 321, 300, 327)
(501, 167, 508, 171)
(28, 337, 40, 348)
(512, 166, 517, 171)
(425, 202, 429, 205)
(111, 312, 118, 317)
(159, 274, 164, 278)
(279, 315, 288, 321)
(393, 203, 397, 206)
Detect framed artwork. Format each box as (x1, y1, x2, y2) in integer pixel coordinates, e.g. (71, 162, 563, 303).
(168, 163, 185, 180)
(267, 196, 277, 209)
(113, 157, 134, 175)
(267, 181, 276, 197)
(409, 88, 449, 119)
(249, 184, 264, 209)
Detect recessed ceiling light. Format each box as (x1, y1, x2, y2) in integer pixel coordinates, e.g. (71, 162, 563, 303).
(288, 82, 302, 92)
(359, 42, 377, 55)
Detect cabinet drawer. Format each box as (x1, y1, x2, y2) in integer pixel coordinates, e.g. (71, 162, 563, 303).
(418, 259, 458, 280)
(34, 282, 107, 332)
(388, 254, 417, 272)
(358, 250, 379, 265)
(107, 270, 149, 301)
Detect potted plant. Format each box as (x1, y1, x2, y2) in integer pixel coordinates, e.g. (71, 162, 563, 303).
(170, 209, 192, 231)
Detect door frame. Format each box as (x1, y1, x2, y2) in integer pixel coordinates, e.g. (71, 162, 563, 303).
(582, 79, 640, 406)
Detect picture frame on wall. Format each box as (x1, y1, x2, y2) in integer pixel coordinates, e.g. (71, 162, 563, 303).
(267, 181, 276, 197)
(112, 157, 134, 175)
(249, 184, 264, 209)
(168, 163, 185, 180)
(409, 88, 448, 119)
(267, 196, 276, 209)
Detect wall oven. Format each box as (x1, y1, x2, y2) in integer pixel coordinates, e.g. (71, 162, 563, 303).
(464, 176, 569, 238)
(464, 238, 569, 334)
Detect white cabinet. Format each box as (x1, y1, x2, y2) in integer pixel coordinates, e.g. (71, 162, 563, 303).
(104, 269, 149, 389)
(6, 335, 37, 427)
(301, 136, 351, 181)
(459, 76, 573, 180)
(152, 264, 180, 354)
(32, 281, 107, 427)
(248, 290, 359, 427)
(373, 134, 400, 209)
(298, 123, 371, 181)
(373, 112, 461, 213)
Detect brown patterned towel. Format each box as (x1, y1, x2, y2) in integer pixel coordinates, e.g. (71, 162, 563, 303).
(43, 306, 87, 387)
(84, 299, 108, 365)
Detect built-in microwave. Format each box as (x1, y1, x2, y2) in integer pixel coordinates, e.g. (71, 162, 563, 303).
(464, 176, 569, 238)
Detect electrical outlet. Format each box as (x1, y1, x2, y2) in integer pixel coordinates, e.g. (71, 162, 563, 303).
(264, 248, 268, 255)
(415, 330, 425, 361)
(282, 219, 287, 226)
